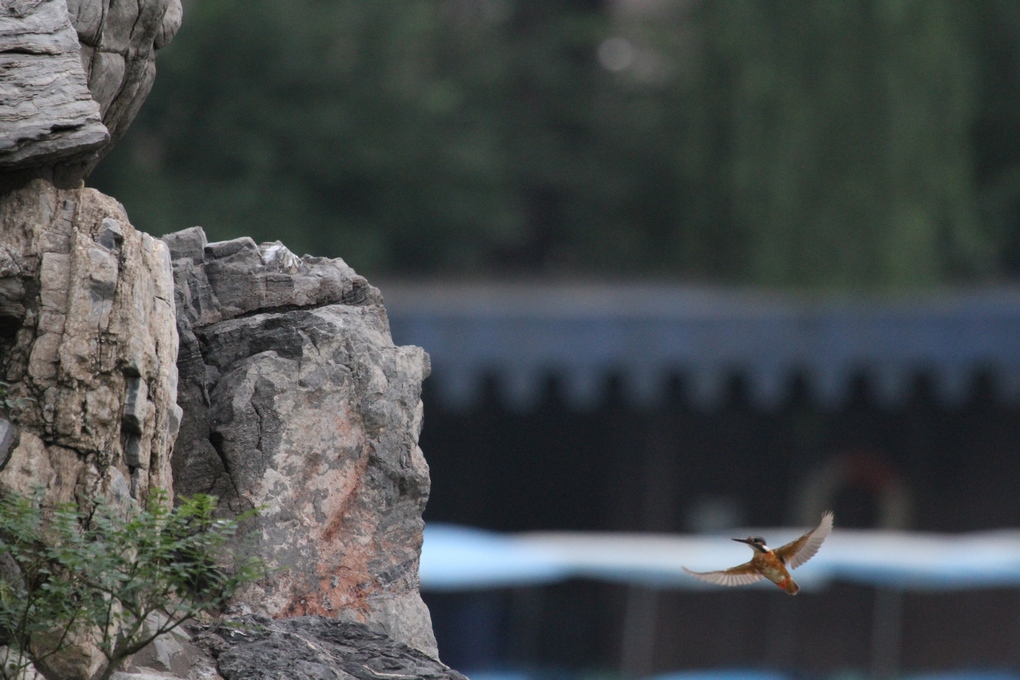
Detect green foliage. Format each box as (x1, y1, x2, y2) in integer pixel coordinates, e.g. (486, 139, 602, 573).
(95, 1, 525, 273)
(91, 0, 1020, 288)
(681, 0, 988, 287)
(0, 488, 261, 680)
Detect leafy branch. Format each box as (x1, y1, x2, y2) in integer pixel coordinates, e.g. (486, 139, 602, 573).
(0, 488, 262, 680)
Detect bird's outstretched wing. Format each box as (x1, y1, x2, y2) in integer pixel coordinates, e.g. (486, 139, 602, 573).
(682, 562, 765, 587)
(774, 511, 834, 570)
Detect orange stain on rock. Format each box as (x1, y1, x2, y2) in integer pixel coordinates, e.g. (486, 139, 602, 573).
(278, 443, 382, 619)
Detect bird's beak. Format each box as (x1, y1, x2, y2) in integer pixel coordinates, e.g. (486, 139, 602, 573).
(732, 537, 752, 545)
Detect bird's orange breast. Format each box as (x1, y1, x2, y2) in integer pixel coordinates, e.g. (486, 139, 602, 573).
(752, 551, 792, 584)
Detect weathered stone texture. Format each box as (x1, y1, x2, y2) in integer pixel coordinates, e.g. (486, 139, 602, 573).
(0, 0, 107, 174)
(165, 227, 438, 657)
(0, 0, 181, 190)
(201, 615, 466, 680)
(0, 179, 180, 507)
(69, 0, 182, 165)
(1, 2, 449, 676)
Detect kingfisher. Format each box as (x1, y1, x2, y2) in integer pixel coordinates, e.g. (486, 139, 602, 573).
(682, 511, 833, 595)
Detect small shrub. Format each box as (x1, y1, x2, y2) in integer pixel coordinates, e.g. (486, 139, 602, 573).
(0, 488, 262, 680)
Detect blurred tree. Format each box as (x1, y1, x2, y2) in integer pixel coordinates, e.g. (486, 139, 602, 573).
(91, 0, 1015, 288)
(93, 1, 527, 273)
(972, 0, 1020, 278)
(679, 0, 987, 287)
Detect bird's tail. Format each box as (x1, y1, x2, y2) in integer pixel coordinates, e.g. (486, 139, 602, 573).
(783, 578, 800, 595)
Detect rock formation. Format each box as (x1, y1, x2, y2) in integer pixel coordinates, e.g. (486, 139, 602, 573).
(0, 2, 448, 678)
(0, 197, 446, 676)
(0, 179, 179, 506)
(114, 614, 468, 680)
(0, 179, 181, 679)
(0, 1, 105, 187)
(198, 615, 467, 680)
(165, 227, 438, 657)
(0, 0, 181, 192)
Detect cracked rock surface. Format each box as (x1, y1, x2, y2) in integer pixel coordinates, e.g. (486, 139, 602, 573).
(165, 227, 438, 658)
(0, 0, 181, 191)
(0, 0, 107, 182)
(68, 0, 182, 167)
(0, 178, 179, 502)
(0, 178, 181, 678)
(196, 615, 466, 680)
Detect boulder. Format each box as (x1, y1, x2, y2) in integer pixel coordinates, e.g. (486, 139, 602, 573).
(165, 227, 438, 657)
(0, 0, 107, 187)
(0, 0, 181, 192)
(68, 0, 182, 168)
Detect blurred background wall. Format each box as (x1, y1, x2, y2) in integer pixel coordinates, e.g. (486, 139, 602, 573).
(90, 1, 1020, 677)
(384, 283, 1020, 676)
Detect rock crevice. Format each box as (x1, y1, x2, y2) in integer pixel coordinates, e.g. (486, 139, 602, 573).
(0, 179, 179, 506)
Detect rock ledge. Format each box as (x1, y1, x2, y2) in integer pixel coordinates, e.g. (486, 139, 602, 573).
(195, 615, 466, 680)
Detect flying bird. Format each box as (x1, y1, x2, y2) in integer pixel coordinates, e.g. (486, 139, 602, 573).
(682, 511, 833, 595)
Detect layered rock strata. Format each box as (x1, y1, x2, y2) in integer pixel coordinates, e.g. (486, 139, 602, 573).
(0, 0, 181, 192)
(0, 0, 106, 187)
(0, 178, 179, 505)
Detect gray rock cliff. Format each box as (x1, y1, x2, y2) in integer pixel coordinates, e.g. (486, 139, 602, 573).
(0, 202, 447, 675)
(164, 227, 439, 658)
(0, 2, 448, 677)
